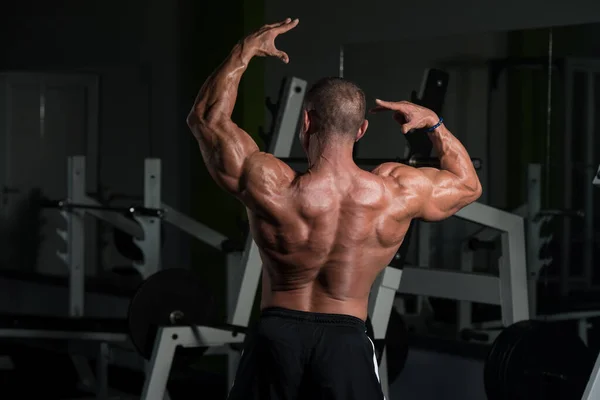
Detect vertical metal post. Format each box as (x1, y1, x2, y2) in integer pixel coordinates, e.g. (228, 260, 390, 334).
(368, 268, 403, 340)
(141, 330, 176, 400)
(561, 62, 573, 297)
(134, 159, 162, 279)
(582, 351, 600, 399)
(267, 77, 307, 156)
(66, 155, 86, 317)
(583, 72, 595, 287)
(527, 164, 542, 317)
(229, 235, 262, 327)
(499, 218, 529, 326)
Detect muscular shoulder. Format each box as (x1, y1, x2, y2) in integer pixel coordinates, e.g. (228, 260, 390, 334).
(372, 162, 426, 190)
(240, 152, 296, 206)
(371, 162, 430, 216)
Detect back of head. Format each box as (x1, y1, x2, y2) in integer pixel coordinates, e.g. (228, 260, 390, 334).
(304, 77, 366, 140)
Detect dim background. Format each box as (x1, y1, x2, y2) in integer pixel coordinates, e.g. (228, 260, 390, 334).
(0, 0, 599, 399)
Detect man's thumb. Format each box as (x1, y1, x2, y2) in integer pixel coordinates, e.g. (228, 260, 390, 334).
(278, 51, 289, 64)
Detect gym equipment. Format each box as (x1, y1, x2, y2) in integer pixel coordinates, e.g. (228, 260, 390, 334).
(458, 164, 600, 351)
(280, 156, 482, 171)
(112, 72, 530, 400)
(487, 58, 599, 298)
(366, 308, 409, 382)
(44, 200, 163, 217)
(484, 320, 595, 400)
(127, 268, 217, 359)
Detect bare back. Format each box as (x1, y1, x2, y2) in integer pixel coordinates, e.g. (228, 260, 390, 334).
(243, 158, 420, 321)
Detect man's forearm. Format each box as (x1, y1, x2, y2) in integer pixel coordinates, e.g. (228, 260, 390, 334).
(188, 43, 253, 128)
(428, 125, 480, 191)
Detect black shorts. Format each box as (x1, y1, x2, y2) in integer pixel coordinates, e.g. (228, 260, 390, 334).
(227, 307, 385, 400)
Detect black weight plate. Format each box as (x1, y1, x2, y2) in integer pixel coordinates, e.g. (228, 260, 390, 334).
(485, 320, 595, 400)
(510, 323, 593, 400)
(485, 320, 537, 400)
(127, 268, 217, 359)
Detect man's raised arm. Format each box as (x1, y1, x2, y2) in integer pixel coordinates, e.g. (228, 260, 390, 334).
(186, 18, 299, 196)
(371, 100, 482, 221)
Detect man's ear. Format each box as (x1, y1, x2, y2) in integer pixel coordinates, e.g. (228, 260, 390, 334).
(302, 109, 310, 134)
(356, 119, 368, 142)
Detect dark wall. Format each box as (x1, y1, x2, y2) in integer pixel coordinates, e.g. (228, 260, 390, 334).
(178, 1, 265, 320)
(0, 0, 185, 272)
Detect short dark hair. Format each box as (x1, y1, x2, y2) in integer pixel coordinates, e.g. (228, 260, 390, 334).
(304, 77, 366, 138)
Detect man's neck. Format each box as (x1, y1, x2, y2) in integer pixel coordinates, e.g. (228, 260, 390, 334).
(307, 140, 357, 172)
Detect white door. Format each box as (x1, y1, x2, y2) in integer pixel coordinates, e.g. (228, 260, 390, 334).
(0, 72, 99, 277)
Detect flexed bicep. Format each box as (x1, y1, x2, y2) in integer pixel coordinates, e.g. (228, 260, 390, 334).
(412, 168, 480, 222)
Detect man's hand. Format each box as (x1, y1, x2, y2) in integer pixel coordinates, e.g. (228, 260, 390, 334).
(241, 18, 299, 64)
(370, 100, 439, 134)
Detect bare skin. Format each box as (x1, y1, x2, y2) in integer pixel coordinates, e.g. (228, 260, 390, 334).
(187, 19, 482, 321)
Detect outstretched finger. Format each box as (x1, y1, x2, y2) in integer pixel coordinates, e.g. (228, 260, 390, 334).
(265, 18, 292, 29)
(275, 18, 299, 34)
(376, 98, 406, 110)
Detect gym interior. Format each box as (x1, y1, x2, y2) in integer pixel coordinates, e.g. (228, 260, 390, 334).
(1, 1, 600, 399)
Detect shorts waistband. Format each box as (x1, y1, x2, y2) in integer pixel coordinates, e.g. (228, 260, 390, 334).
(260, 307, 366, 329)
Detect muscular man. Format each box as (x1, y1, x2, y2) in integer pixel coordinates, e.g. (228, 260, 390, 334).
(187, 18, 482, 400)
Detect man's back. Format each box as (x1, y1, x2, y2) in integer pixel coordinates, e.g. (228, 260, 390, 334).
(248, 164, 413, 320)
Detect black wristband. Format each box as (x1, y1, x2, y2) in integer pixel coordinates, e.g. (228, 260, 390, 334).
(425, 117, 444, 133)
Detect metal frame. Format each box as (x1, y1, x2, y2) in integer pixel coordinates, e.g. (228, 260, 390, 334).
(141, 326, 245, 400)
